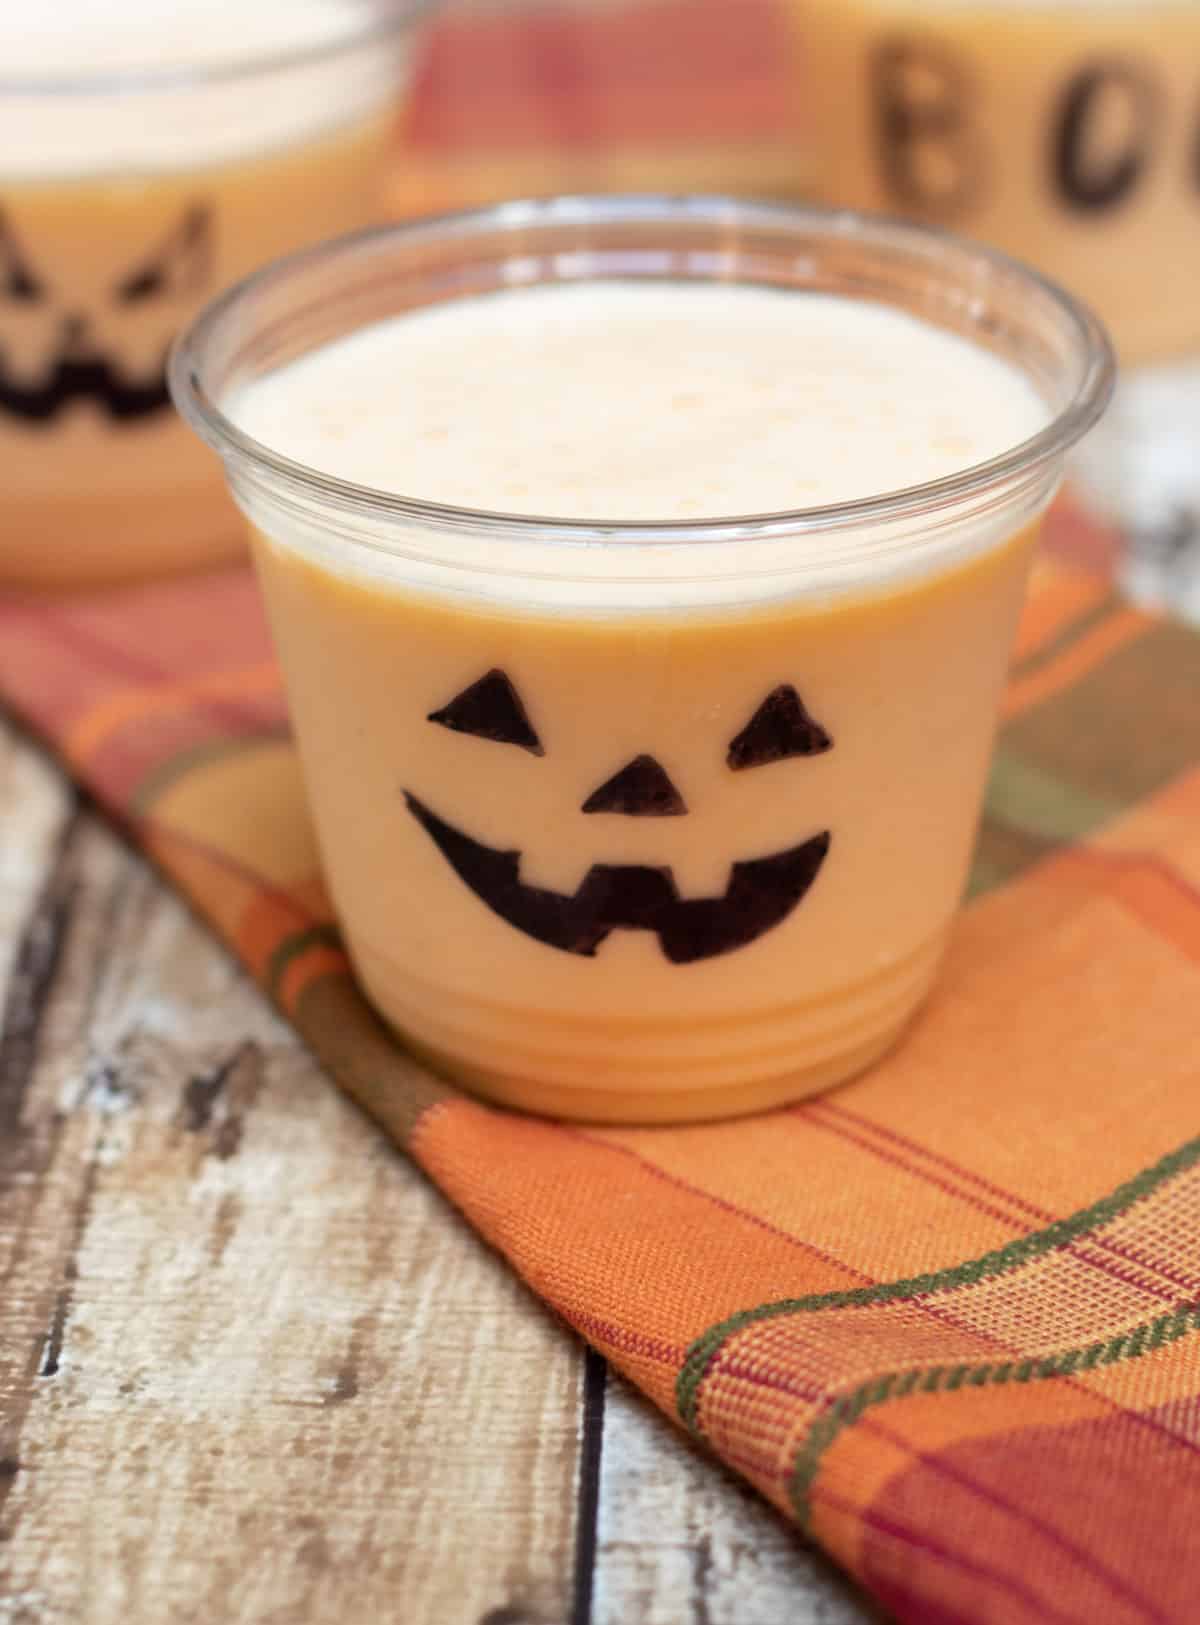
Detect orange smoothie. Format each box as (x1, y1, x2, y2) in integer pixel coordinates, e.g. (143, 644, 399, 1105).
(250, 507, 1038, 1122)
(793, 0, 1200, 363)
(0, 1, 419, 590)
(232, 280, 1051, 1121)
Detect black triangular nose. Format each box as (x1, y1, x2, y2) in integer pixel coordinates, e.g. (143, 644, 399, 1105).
(581, 754, 687, 817)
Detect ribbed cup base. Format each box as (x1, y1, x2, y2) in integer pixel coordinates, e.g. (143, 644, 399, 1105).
(353, 929, 947, 1124)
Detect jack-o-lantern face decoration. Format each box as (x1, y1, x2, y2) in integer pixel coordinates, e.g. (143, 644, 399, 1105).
(405, 670, 834, 964)
(0, 205, 212, 424)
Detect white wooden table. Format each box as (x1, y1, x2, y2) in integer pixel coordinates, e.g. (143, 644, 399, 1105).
(0, 717, 876, 1624)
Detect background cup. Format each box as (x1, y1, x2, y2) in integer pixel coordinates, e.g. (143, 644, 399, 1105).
(0, 1, 431, 591)
(171, 195, 1113, 1124)
(789, 0, 1200, 367)
(786, 0, 1200, 627)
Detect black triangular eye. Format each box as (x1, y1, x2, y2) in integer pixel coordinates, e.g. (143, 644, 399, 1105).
(114, 206, 212, 305)
(0, 214, 44, 303)
(427, 669, 544, 756)
(727, 685, 833, 770)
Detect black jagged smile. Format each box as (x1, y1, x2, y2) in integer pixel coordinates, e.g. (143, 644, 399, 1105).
(0, 204, 211, 425)
(404, 792, 830, 964)
(0, 344, 173, 424)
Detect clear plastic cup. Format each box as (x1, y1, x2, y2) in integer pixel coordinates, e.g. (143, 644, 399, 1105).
(0, 2, 430, 591)
(171, 196, 1112, 1124)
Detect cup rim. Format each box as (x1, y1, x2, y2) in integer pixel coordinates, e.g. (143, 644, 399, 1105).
(170, 193, 1116, 549)
(0, 0, 433, 98)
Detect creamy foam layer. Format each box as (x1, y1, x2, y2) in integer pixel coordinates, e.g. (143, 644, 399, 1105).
(0, 0, 409, 177)
(2, 0, 379, 75)
(229, 279, 1056, 610)
(234, 281, 1048, 519)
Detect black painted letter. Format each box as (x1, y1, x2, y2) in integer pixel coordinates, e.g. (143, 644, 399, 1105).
(1053, 61, 1158, 212)
(870, 36, 982, 217)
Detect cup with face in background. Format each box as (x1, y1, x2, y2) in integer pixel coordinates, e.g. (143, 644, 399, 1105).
(171, 195, 1113, 1125)
(786, 0, 1200, 612)
(0, 0, 432, 591)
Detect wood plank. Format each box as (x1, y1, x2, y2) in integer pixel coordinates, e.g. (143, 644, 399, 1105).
(0, 724, 584, 1625)
(1075, 365, 1200, 625)
(0, 724, 80, 1510)
(593, 1372, 874, 1625)
(0, 722, 73, 1006)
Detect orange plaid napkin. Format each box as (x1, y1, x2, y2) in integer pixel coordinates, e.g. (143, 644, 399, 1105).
(3, 503, 1200, 1624)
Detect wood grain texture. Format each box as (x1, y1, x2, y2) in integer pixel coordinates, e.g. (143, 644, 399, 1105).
(0, 730, 581, 1625)
(594, 1374, 874, 1625)
(0, 718, 871, 1625)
